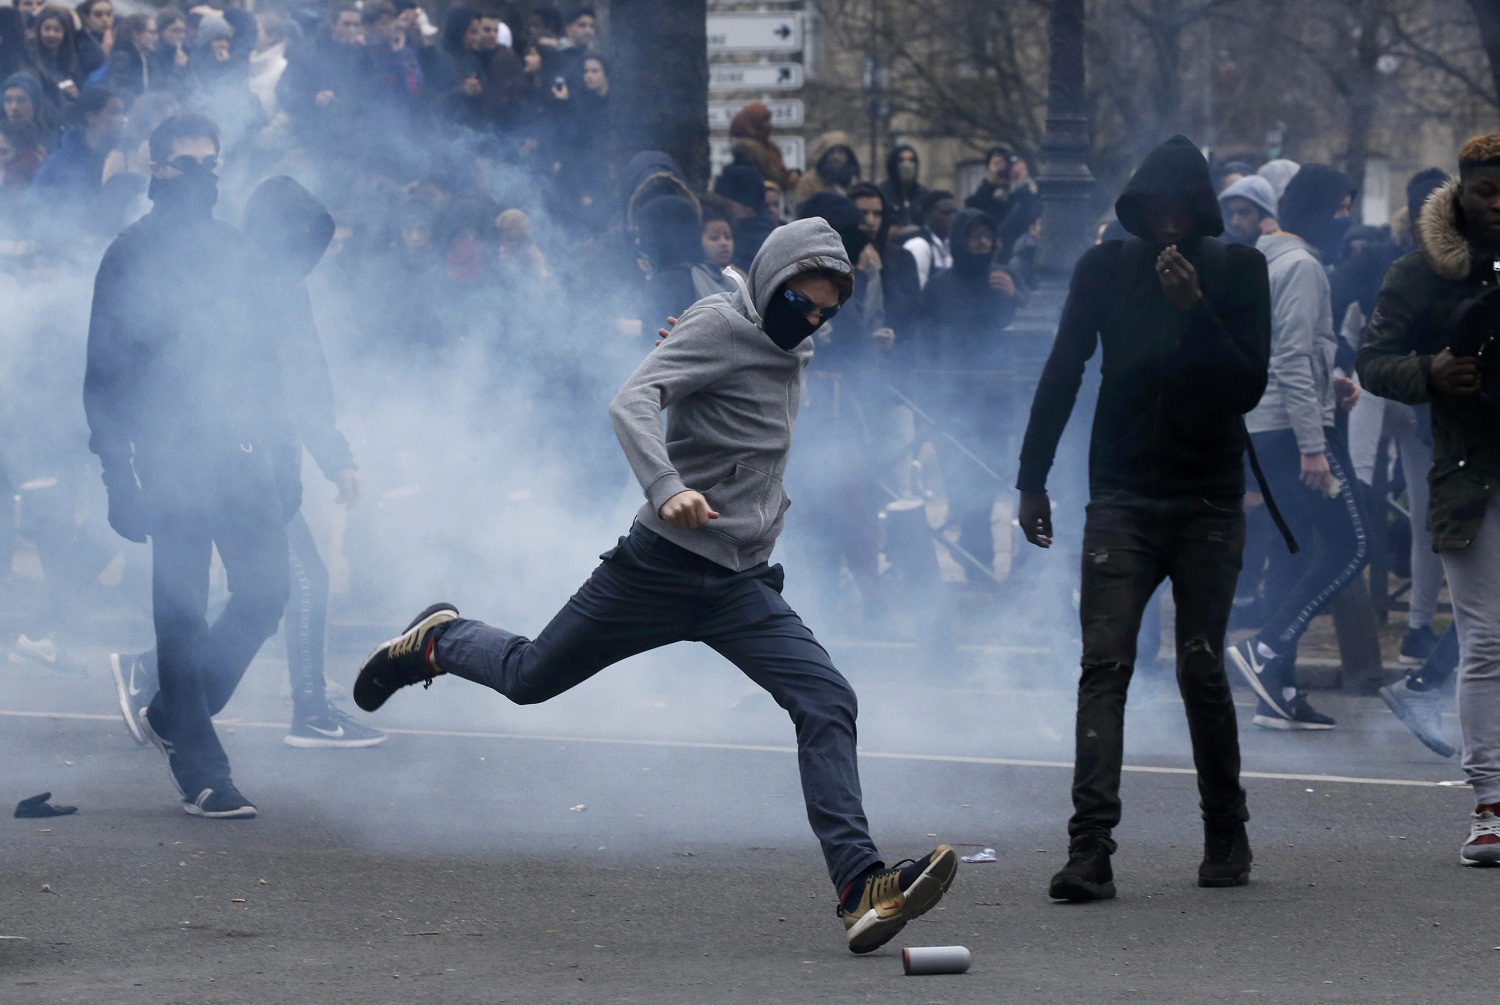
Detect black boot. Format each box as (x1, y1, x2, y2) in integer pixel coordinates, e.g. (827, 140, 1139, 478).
(1049, 839, 1116, 901)
(1198, 821, 1252, 887)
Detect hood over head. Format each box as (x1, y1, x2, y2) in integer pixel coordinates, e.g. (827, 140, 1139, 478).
(729, 101, 772, 143)
(1278, 163, 1355, 258)
(948, 208, 998, 278)
(1257, 159, 1301, 202)
(1113, 135, 1223, 242)
(1406, 168, 1449, 227)
(796, 190, 867, 264)
(743, 217, 852, 325)
(243, 175, 335, 279)
(623, 150, 695, 229)
(815, 143, 860, 187)
(635, 194, 702, 269)
(714, 163, 766, 212)
(886, 143, 919, 186)
(1218, 174, 1278, 220)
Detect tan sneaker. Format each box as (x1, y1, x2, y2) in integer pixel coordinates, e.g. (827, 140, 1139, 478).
(352, 603, 458, 711)
(839, 844, 958, 954)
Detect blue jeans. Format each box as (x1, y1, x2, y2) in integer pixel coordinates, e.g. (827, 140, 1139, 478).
(1070, 491, 1249, 848)
(436, 522, 881, 891)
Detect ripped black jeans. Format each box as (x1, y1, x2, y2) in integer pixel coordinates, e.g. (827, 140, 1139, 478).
(1069, 491, 1249, 850)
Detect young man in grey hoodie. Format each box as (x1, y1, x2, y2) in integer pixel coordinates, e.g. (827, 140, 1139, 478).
(350, 218, 957, 954)
(1227, 165, 1367, 730)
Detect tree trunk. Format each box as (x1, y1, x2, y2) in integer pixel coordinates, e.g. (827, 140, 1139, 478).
(609, 0, 710, 188)
(1468, 0, 1500, 113)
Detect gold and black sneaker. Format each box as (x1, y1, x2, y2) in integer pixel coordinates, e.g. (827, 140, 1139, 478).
(838, 844, 958, 954)
(352, 603, 459, 712)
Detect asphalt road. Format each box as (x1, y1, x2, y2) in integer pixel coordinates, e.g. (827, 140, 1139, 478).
(3, 637, 1497, 1004)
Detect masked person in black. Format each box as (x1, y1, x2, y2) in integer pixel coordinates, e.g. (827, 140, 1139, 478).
(108, 175, 383, 753)
(923, 209, 1022, 578)
(85, 114, 293, 819)
(1016, 136, 1272, 900)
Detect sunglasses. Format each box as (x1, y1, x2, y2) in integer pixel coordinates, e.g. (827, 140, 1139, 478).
(167, 154, 217, 173)
(781, 287, 839, 321)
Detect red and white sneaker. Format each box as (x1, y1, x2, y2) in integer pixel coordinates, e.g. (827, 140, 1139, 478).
(1460, 804, 1500, 867)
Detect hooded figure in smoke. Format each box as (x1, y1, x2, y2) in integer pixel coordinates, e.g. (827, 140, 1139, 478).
(84, 114, 296, 818)
(1017, 134, 1272, 903)
(350, 217, 960, 956)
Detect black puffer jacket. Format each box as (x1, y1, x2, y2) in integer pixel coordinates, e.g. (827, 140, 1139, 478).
(1017, 135, 1272, 499)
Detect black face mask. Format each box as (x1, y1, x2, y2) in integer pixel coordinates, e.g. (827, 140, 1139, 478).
(149, 162, 219, 215)
(762, 288, 824, 350)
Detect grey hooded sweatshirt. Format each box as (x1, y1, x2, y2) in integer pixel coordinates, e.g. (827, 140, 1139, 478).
(1245, 232, 1336, 454)
(609, 218, 853, 571)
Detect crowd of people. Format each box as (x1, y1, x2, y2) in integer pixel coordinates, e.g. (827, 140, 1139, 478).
(1, 0, 1497, 950)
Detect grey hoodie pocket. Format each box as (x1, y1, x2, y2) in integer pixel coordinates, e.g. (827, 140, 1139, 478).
(703, 462, 790, 546)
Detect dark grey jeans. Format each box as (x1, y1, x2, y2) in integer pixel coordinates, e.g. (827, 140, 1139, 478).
(1070, 491, 1250, 849)
(436, 522, 881, 891)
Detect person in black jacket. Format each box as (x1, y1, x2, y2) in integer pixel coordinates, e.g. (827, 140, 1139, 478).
(108, 174, 384, 753)
(84, 114, 292, 819)
(924, 208, 1021, 577)
(1016, 135, 1272, 902)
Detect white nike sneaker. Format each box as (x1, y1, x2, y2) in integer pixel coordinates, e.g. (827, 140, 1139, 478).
(110, 651, 157, 746)
(284, 704, 387, 749)
(11, 634, 87, 676)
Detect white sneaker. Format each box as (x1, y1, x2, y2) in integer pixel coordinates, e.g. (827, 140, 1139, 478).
(110, 652, 156, 746)
(1379, 679, 1456, 758)
(10, 634, 86, 676)
(1460, 807, 1500, 867)
(1227, 640, 1292, 719)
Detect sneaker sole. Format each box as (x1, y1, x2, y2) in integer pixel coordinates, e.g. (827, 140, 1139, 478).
(353, 603, 459, 712)
(283, 732, 388, 749)
(1197, 871, 1251, 888)
(1251, 714, 1334, 731)
(1048, 875, 1116, 902)
(1378, 687, 1457, 758)
(1460, 847, 1500, 867)
(846, 845, 959, 954)
(183, 802, 258, 819)
(1226, 647, 1294, 721)
(110, 654, 148, 746)
(1398, 653, 1429, 668)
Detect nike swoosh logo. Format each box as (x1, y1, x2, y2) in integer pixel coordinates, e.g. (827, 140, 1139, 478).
(128, 677, 143, 696)
(306, 724, 346, 738)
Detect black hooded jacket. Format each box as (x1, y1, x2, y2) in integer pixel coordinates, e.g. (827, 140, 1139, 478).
(242, 176, 356, 485)
(1017, 135, 1271, 499)
(922, 209, 1018, 369)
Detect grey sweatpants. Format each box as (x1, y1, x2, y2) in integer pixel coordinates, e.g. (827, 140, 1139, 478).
(1441, 492, 1500, 805)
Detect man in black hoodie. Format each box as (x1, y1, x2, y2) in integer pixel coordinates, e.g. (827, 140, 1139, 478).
(1017, 136, 1272, 901)
(85, 114, 292, 818)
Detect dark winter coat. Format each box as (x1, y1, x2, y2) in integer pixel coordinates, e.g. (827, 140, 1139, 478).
(1017, 135, 1272, 500)
(1357, 179, 1500, 551)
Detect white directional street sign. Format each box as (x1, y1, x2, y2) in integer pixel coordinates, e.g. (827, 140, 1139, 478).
(708, 62, 805, 92)
(711, 135, 805, 174)
(706, 13, 803, 53)
(708, 99, 805, 130)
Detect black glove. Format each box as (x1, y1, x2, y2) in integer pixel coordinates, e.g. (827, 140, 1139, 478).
(1448, 286, 1500, 358)
(102, 468, 150, 543)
